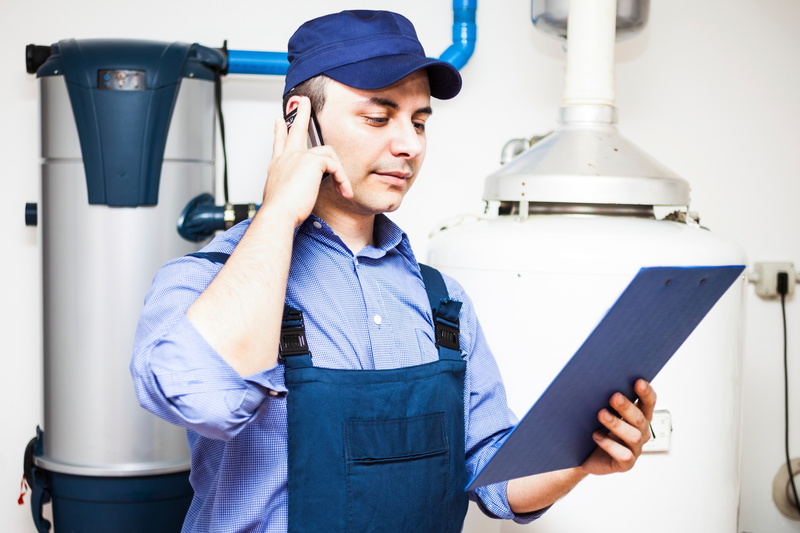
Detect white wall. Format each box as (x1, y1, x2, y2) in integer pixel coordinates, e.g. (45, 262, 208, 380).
(2, 1, 799, 531)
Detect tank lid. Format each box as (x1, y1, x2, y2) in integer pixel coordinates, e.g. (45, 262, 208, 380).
(483, 105, 691, 207)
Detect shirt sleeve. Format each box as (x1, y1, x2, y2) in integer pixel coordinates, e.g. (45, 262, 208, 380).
(130, 235, 287, 441)
(443, 275, 548, 524)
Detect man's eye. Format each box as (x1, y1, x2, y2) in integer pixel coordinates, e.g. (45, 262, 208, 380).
(365, 116, 389, 125)
(413, 122, 426, 133)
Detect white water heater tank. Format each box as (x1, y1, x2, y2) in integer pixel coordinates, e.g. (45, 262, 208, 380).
(429, 212, 746, 532)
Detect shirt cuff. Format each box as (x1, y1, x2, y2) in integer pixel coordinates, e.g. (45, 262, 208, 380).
(472, 480, 548, 524)
(151, 316, 287, 403)
(243, 363, 287, 397)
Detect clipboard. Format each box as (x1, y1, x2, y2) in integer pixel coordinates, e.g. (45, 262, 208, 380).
(466, 265, 745, 491)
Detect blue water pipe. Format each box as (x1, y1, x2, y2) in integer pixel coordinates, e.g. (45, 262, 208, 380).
(226, 0, 477, 74)
(438, 0, 478, 70)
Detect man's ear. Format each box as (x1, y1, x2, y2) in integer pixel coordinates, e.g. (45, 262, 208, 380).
(284, 96, 304, 117)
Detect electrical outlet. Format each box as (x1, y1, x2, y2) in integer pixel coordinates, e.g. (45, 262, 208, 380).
(752, 262, 795, 299)
(643, 409, 671, 453)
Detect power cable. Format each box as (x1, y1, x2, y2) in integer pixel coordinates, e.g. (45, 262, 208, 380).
(778, 271, 800, 512)
(215, 41, 230, 205)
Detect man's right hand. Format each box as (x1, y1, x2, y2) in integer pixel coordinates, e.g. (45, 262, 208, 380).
(263, 96, 352, 228)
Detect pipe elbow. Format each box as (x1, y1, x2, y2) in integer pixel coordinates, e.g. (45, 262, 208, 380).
(439, 1, 477, 70)
(439, 40, 476, 71)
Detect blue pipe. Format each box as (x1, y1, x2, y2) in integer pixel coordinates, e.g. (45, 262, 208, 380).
(226, 50, 289, 76)
(438, 0, 477, 70)
(226, 0, 477, 75)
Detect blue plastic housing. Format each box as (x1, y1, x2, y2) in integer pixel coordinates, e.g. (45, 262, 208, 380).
(47, 470, 192, 532)
(37, 39, 226, 207)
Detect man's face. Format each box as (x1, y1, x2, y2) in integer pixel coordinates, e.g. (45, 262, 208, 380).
(315, 70, 432, 216)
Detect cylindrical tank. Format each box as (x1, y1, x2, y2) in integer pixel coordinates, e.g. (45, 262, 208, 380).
(27, 39, 222, 532)
(444, 0, 745, 526)
(430, 212, 746, 532)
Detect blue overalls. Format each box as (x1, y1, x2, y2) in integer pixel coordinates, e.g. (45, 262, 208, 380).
(191, 254, 469, 532)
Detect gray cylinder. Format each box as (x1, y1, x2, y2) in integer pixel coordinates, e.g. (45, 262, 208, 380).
(36, 73, 215, 477)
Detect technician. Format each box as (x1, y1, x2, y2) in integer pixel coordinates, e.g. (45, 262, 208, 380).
(131, 9, 656, 532)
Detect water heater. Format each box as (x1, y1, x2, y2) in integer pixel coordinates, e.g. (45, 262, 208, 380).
(433, 215, 745, 532)
(436, 1, 747, 530)
(24, 39, 223, 532)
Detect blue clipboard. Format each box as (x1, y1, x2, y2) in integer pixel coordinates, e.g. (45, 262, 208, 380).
(466, 265, 744, 491)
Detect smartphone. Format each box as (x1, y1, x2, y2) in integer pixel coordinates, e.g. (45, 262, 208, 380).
(284, 107, 329, 180)
(284, 108, 324, 148)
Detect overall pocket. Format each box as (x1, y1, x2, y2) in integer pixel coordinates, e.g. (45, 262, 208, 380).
(344, 412, 452, 532)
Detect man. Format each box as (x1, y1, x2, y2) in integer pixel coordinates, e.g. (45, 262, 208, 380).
(131, 10, 656, 532)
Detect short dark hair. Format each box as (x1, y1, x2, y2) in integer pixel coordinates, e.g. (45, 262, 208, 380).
(282, 74, 331, 115)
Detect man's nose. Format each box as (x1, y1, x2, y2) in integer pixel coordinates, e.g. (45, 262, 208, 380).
(390, 122, 424, 159)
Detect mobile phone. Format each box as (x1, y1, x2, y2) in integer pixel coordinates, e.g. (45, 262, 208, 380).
(284, 108, 325, 148)
(284, 107, 329, 180)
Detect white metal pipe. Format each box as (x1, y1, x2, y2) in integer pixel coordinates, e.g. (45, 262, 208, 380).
(563, 0, 617, 108)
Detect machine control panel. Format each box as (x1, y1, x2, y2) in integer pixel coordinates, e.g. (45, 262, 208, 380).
(97, 69, 145, 90)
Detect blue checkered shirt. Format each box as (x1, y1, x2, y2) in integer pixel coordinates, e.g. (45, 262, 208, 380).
(131, 214, 542, 532)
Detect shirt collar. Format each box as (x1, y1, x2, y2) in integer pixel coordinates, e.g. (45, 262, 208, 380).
(300, 214, 417, 265)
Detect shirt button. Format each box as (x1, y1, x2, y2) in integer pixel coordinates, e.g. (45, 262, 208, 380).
(373, 315, 382, 325)
(312, 221, 322, 229)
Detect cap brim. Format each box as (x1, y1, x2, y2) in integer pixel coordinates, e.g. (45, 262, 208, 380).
(323, 54, 462, 100)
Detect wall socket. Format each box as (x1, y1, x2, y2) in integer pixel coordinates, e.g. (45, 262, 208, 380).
(752, 262, 796, 299)
(643, 409, 672, 453)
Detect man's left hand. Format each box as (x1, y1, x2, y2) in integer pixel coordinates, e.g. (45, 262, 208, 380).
(580, 379, 657, 475)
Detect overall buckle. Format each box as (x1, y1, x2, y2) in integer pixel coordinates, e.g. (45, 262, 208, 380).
(433, 311, 460, 352)
(279, 307, 311, 362)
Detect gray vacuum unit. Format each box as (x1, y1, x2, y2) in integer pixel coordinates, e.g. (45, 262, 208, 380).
(24, 38, 223, 533)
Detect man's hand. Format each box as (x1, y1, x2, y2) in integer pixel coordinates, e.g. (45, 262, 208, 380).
(507, 379, 657, 514)
(580, 379, 657, 475)
(264, 96, 352, 228)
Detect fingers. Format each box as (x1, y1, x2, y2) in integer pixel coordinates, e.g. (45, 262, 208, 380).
(327, 161, 354, 199)
(606, 380, 655, 432)
(273, 97, 312, 159)
(285, 97, 313, 149)
(596, 381, 656, 459)
(581, 381, 658, 476)
(634, 379, 657, 421)
(596, 403, 648, 455)
(272, 116, 288, 159)
(263, 96, 353, 225)
(590, 429, 635, 473)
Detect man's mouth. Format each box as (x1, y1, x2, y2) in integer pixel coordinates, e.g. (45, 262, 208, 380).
(376, 170, 411, 178)
(373, 170, 413, 186)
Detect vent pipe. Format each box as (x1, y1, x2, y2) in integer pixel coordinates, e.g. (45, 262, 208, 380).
(484, 0, 690, 214)
(563, 0, 616, 108)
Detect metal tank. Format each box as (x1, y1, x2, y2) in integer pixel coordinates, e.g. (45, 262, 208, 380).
(432, 214, 746, 532)
(432, 0, 747, 530)
(25, 39, 223, 532)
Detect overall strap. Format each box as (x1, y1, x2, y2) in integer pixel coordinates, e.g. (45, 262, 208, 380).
(186, 252, 312, 368)
(419, 264, 463, 361)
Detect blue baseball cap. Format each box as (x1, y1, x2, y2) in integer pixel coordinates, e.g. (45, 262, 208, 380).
(284, 10, 462, 100)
